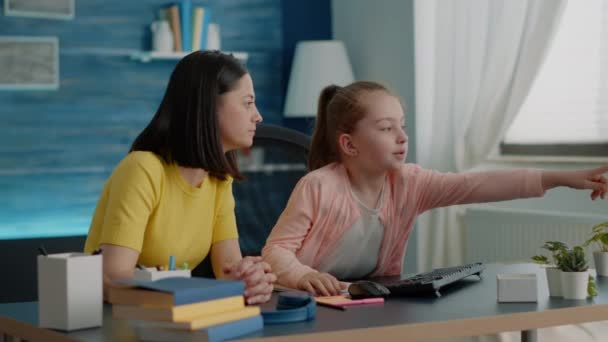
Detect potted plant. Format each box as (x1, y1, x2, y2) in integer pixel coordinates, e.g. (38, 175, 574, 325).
(558, 246, 593, 300)
(531, 241, 567, 297)
(583, 221, 608, 277)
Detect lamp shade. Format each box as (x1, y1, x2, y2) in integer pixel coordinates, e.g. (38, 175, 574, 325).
(284, 40, 355, 118)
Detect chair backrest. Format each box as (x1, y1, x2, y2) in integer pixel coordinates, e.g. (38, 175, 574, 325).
(234, 124, 311, 256)
(192, 124, 311, 277)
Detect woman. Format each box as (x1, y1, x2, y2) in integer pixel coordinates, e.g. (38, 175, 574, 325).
(85, 51, 276, 304)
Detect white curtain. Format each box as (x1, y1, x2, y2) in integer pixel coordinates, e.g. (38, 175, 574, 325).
(414, 0, 566, 272)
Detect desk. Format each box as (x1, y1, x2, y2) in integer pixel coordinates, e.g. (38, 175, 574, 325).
(1, 264, 608, 342)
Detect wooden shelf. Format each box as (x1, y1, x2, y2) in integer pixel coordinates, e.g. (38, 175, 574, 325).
(130, 51, 248, 63)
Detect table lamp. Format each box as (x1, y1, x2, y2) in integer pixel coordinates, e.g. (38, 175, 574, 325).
(284, 40, 355, 119)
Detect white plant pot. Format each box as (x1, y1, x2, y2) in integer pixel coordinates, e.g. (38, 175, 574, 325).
(593, 251, 608, 277)
(544, 266, 562, 297)
(560, 271, 589, 300)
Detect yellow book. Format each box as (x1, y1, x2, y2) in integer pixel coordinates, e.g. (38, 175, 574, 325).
(134, 307, 261, 331)
(192, 7, 204, 51)
(112, 295, 245, 322)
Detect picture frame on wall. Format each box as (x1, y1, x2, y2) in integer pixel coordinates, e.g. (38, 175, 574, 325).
(4, 0, 75, 20)
(0, 36, 60, 90)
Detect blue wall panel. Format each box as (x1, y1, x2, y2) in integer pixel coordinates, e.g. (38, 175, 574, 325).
(0, 0, 284, 239)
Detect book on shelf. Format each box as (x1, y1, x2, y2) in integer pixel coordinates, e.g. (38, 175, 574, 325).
(133, 315, 263, 342)
(161, 2, 215, 53)
(192, 7, 204, 51)
(133, 306, 261, 331)
(179, 0, 192, 52)
(168, 4, 182, 51)
(112, 295, 244, 322)
(108, 277, 245, 307)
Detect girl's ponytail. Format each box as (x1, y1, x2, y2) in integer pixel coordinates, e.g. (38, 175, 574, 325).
(308, 85, 340, 171)
(307, 81, 391, 171)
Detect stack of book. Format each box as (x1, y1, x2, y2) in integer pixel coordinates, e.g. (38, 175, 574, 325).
(161, 0, 213, 52)
(108, 277, 262, 342)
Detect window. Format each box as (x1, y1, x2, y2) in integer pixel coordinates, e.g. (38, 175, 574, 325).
(502, 0, 608, 157)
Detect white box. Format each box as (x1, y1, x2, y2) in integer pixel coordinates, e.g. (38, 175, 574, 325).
(37, 253, 102, 331)
(497, 273, 538, 303)
(133, 267, 191, 282)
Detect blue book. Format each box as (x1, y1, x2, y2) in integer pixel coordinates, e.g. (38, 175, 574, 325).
(134, 315, 263, 342)
(116, 277, 245, 306)
(180, 0, 192, 51)
(200, 8, 212, 50)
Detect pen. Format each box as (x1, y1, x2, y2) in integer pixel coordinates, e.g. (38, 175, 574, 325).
(38, 245, 48, 256)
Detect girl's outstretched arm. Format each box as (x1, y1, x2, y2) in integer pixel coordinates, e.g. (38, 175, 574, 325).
(409, 164, 608, 213)
(540, 165, 608, 200)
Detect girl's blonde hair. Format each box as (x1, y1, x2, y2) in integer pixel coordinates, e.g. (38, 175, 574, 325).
(308, 81, 391, 171)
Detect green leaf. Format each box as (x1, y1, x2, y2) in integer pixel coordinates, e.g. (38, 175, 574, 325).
(531, 255, 549, 264)
(543, 241, 567, 253)
(557, 245, 589, 272)
(584, 235, 600, 247)
(592, 222, 608, 233)
(601, 234, 608, 246)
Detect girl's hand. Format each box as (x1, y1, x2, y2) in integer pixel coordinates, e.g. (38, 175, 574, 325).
(297, 271, 347, 296)
(542, 165, 608, 200)
(223, 256, 277, 305)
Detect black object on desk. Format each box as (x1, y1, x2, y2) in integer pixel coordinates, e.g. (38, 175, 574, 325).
(361, 262, 486, 298)
(348, 280, 391, 299)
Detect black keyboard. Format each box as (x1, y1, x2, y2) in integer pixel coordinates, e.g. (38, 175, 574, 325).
(373, 262, 485, 297)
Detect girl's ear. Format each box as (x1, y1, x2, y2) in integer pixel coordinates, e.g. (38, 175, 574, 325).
(338, 133, 358, 157)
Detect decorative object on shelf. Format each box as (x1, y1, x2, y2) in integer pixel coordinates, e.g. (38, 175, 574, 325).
(130, 50, 248, 63)
(155, 3, 214, 53)
(284, 40, 354, 118)
(151, 20, 174, 53)
(4, 0, 75, 20)
(0, 36, 59, 90)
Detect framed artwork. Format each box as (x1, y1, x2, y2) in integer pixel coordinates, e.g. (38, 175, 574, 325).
(4, 0, 75, 20)
(0, 36, 59, 90)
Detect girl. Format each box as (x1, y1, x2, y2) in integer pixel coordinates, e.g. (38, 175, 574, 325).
(85, 51, 276, 304)
(262, 81, 608, 296)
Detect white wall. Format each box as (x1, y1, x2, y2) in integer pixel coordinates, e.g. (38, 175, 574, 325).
(332, 0, 418, 272)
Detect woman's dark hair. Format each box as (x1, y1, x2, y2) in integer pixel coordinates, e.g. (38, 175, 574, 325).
(308, 81, 391, 171)
(130, 50, 248, 180)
